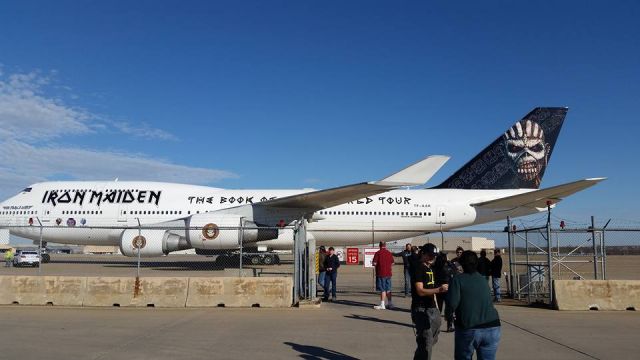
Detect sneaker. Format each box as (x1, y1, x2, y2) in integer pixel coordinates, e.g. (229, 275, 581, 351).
(373, 305, 386, 310)
(331, 296, 336, 302)
(386, 303, 394, 310)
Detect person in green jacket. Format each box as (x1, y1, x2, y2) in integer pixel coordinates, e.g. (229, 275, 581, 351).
(4, 250, 13, 267)
(446, 250, 501, 360)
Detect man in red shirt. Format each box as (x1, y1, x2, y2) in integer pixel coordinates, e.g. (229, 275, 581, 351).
(372, 241, 395, 309)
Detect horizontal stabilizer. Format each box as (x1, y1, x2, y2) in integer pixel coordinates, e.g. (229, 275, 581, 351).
(373, 155, 450, 187)
(471, 178, 606, 210)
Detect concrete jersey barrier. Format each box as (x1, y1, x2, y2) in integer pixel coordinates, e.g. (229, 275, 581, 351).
(554, 280, 640, 311)
(0, 275, 293, 308)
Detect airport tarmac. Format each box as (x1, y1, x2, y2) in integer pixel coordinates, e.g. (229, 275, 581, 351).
(1, 292, 638, 360)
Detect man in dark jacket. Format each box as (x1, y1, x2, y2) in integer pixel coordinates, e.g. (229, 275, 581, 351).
(477, 249, 492, 283)
(399, 243, 413, 297)
(490, 249, 503, 302)
(446, 251, 501, 360)
(317, 246, 327, 296)
(323, 247, 340, 302)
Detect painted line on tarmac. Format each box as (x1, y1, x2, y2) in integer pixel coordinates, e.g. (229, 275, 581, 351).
(501, 319, 600, 360)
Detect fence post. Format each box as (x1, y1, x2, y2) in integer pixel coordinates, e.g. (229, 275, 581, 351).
(36, 218, 43, 275)
(591, 216, 598, 280)
(293, 219, 307, 304)
(307, 230, 316, 300)
(507, 216, 515, 298)
(239, 218, 244, 277)
(546, 204, 553, 306)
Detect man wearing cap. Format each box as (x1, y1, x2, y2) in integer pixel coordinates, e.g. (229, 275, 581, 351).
(411, 243, 449, 360)
(372, 241, 395, 310)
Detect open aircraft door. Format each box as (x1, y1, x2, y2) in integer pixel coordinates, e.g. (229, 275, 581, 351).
(436, 207, 447, 225)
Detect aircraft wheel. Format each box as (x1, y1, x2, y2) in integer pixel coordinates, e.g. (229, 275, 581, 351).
(262, 255, 274, 265)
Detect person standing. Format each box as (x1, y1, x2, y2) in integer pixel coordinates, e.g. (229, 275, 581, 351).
(373, 241, 395, 310)
(446, 251, 501, 360)
(399, 243, 413, 297)
(411, 243, 448, 360)
(317, 246, 327, 293)
(433, 251, 455, 332)
(4, 249, 13, 267)
(451, 246, 464, 275)
(490, 249, 503, 302)
(478, 250, 492, 284)
(323, 247, 340, 302)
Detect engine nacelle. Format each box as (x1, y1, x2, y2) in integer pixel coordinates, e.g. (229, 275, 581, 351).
(187, 214, 279, 250)
(119, 229, 190, 257)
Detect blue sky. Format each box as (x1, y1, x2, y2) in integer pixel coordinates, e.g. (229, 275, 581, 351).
(0, 1, 639, 228)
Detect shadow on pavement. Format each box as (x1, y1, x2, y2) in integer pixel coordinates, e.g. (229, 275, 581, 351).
(283, 342, 359, 360)
(344, 314, 414, 328)
(330, 298, 411, 313)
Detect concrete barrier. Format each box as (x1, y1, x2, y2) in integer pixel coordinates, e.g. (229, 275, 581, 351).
(83, 277, 189, 307)
(0, 275, 292, 308)
(186, 277, 293, 308)
(0, 276, 46, 305)
(43, 276, 86, 306)
(554, 280, 640, 311)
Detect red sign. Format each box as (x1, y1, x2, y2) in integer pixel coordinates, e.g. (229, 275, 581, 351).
(346, 248, 359, 265)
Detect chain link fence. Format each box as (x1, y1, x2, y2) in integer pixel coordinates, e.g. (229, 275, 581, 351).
(2, 221, 639, 305)
(0, 224, 295, 279)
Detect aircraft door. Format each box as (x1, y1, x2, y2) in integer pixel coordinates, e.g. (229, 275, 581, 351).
(436, 207, 447, 225)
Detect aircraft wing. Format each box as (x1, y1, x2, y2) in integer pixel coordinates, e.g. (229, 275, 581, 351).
(257, 155, 449, 210)
(470, 178, 606, 210)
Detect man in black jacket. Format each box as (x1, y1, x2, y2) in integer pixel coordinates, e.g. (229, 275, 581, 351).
(323, 247, 340, 302)
(491, 249, 503, 302)
(477, 249, 492, 284)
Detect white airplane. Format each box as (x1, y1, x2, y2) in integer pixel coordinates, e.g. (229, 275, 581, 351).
(0, 107, 604, 258)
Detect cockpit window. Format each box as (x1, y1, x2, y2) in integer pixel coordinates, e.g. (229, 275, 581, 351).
(22, 187, 32, 193)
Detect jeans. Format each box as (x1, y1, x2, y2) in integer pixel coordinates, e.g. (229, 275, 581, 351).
(455, 326, 501, 360)
(412, 307, 441, 360)
(404, 267, 411, 295)
(5, 260, 11, 267)
(318, 271, 326, 288)
(323, 271, 337, 299)
(492, 277, 501, 301)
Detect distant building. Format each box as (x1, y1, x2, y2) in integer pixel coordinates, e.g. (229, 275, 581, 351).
(388, 235, 495, 253)
(83, 246, 120, 255)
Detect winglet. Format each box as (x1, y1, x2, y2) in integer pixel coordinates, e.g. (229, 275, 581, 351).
(372, 155, 450, 187)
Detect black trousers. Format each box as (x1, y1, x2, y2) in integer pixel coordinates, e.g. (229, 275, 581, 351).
(411, 307, 441, 360)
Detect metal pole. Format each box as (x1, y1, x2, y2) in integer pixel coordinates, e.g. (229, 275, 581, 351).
(136, 218, 141, 279)
(37, 218, 43, 275)
(525, 231, 530, 303)
(507, 217, 515, 298)
(307, 227, 316, 300)
(591, 216, 598, 280)
(546, 205, 553, 306)
(602, 229, 607, 280)
(239, 218, 244, 277)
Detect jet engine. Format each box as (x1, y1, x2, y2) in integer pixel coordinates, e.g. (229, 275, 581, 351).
(119, 228, 190, 257)
(187, 213, 278, 250)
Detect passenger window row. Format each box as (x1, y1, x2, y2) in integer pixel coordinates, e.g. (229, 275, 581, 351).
(318, 210, 433, 216)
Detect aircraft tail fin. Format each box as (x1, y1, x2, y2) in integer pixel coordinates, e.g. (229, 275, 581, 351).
(434, 107, 568, 190)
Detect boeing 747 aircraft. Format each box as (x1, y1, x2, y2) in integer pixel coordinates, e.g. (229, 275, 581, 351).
(0, 108, 604, 257)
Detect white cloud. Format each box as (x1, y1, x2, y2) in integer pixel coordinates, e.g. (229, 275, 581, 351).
(0, 69, 237, 200)
(112, 121, 178, 141)
(0, 140, 237, 199)
(0, 70, 177, 142)
(0, 71, 93, 141)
